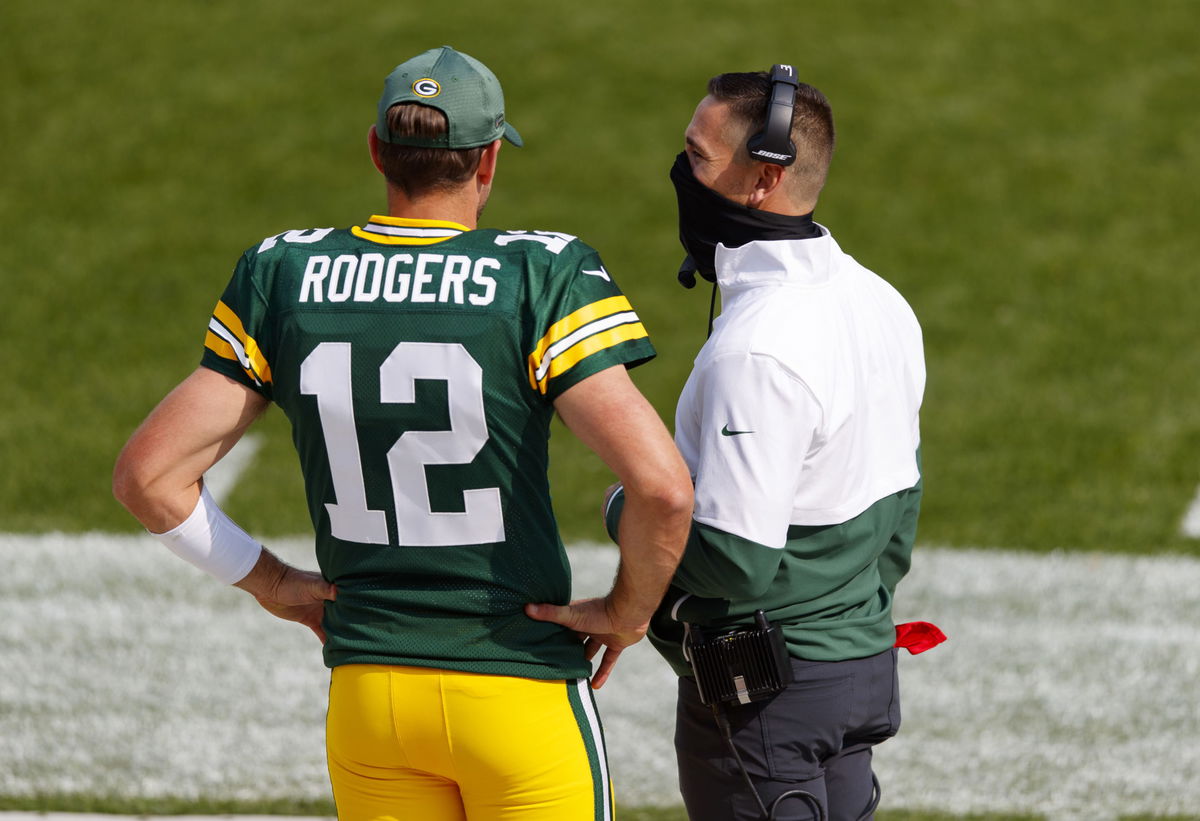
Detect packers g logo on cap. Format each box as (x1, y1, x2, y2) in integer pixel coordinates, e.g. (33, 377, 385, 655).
(412, 78, 441, 98)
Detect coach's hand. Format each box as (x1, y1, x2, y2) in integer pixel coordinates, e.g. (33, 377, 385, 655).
(235, 549, 337, 644)
(525, 597, 647, 689)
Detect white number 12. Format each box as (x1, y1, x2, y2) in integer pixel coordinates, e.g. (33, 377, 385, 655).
(300, 341, 504, 546)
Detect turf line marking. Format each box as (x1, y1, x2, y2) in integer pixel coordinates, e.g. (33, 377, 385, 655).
(1181, 483, 1200, 538)
(4, 537, 1198, 820)
(202, 433, 262, 504)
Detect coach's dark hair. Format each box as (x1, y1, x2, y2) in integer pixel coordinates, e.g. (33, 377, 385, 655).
(375, 103, 486, 198)
(707, 72, 835, 202)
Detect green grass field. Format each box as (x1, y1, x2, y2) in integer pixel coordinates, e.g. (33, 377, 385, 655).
(3, 1, 1200, 818)
(4, 0, 1199, 552)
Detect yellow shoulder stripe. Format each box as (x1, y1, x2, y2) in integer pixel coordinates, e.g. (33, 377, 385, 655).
(208, 301, 273, 385)
(204, 330, 264, 387)
(540, 324, 649, 388)
(527, 296, 647, 393)
(529, 296, 633, 369)
(204, 330, 239, 364)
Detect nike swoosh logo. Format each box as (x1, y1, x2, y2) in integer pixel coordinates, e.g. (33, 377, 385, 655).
(721, 424, 754, 437)
(581, 267, 611, 282)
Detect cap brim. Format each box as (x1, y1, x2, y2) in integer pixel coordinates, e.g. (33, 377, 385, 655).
(503, 123, 523, 147)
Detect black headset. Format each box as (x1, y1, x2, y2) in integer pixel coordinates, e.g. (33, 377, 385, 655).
(746, 64, 799, 166)
(676, 63, 801, 297)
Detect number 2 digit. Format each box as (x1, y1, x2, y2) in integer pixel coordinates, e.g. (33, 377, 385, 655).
(300, 341, 504, 546)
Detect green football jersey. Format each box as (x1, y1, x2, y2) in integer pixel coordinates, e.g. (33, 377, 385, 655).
(201, 215, 655, 679)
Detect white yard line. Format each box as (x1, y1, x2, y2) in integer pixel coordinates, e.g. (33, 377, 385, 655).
(1181, 484, 1200, 538)
(201, 434, 262, 504)
(1, 535, 1198, 820)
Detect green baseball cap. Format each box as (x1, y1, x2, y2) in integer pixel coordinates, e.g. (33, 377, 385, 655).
(376, 46, 523, 149)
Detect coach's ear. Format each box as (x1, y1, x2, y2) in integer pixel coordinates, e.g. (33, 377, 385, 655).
(368, 125, 385, 175)
(747, 161, 786, 209)
(477, 139, 501, 187)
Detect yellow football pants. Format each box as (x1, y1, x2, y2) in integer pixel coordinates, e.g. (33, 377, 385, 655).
(326, 664, 613, 821)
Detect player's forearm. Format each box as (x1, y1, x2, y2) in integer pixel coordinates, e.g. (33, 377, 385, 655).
(114, 367, 268, 533)
(608, 486, 783, 600)
(549, 364, 693, 623)
(607, 480, 693, 629)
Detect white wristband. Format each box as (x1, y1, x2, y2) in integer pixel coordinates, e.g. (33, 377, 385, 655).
(151, 486, 263, 584)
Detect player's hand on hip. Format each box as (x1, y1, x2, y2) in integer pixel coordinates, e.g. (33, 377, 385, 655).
(525, 596, 647, 689)
(250, 564, 337, 644)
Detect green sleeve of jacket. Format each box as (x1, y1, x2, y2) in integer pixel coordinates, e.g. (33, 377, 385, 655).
(673, 521, 783, 600)
(605, 486, 782, 600)
(878, 449, 922, 594)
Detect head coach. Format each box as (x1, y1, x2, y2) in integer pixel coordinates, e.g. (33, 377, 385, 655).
(597, 66, 943, 820)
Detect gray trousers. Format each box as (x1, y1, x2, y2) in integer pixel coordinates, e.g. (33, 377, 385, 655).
(674, 648, 900, 821)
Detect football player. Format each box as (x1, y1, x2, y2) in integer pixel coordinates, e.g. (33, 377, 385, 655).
(113, 46, 693, 821)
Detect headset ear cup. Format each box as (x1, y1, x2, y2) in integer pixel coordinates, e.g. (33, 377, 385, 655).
(747, 64, 799, 166)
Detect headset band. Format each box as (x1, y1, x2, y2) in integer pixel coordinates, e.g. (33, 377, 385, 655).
(747, 64, 799, 166)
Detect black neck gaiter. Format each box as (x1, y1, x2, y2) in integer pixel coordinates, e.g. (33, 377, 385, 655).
(669, 151, 820, 287)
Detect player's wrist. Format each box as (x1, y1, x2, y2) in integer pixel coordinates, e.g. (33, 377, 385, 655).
(150, 485, 262, 584)
(232, 549, 288, 601)
(603, 589, 652, 636)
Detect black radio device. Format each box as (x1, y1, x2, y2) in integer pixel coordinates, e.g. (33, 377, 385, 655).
(746, 64, 799, 166)
(684, 610, 793, 706)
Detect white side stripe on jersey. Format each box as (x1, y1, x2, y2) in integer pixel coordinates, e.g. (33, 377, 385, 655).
(534, 311, 641, 383)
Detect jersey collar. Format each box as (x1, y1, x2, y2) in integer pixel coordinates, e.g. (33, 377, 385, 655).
(351, 214, 470, 246)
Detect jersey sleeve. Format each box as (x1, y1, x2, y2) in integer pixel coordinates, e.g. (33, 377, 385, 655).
(199, 248, 275, 400)
(525, 241, 656, 402)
